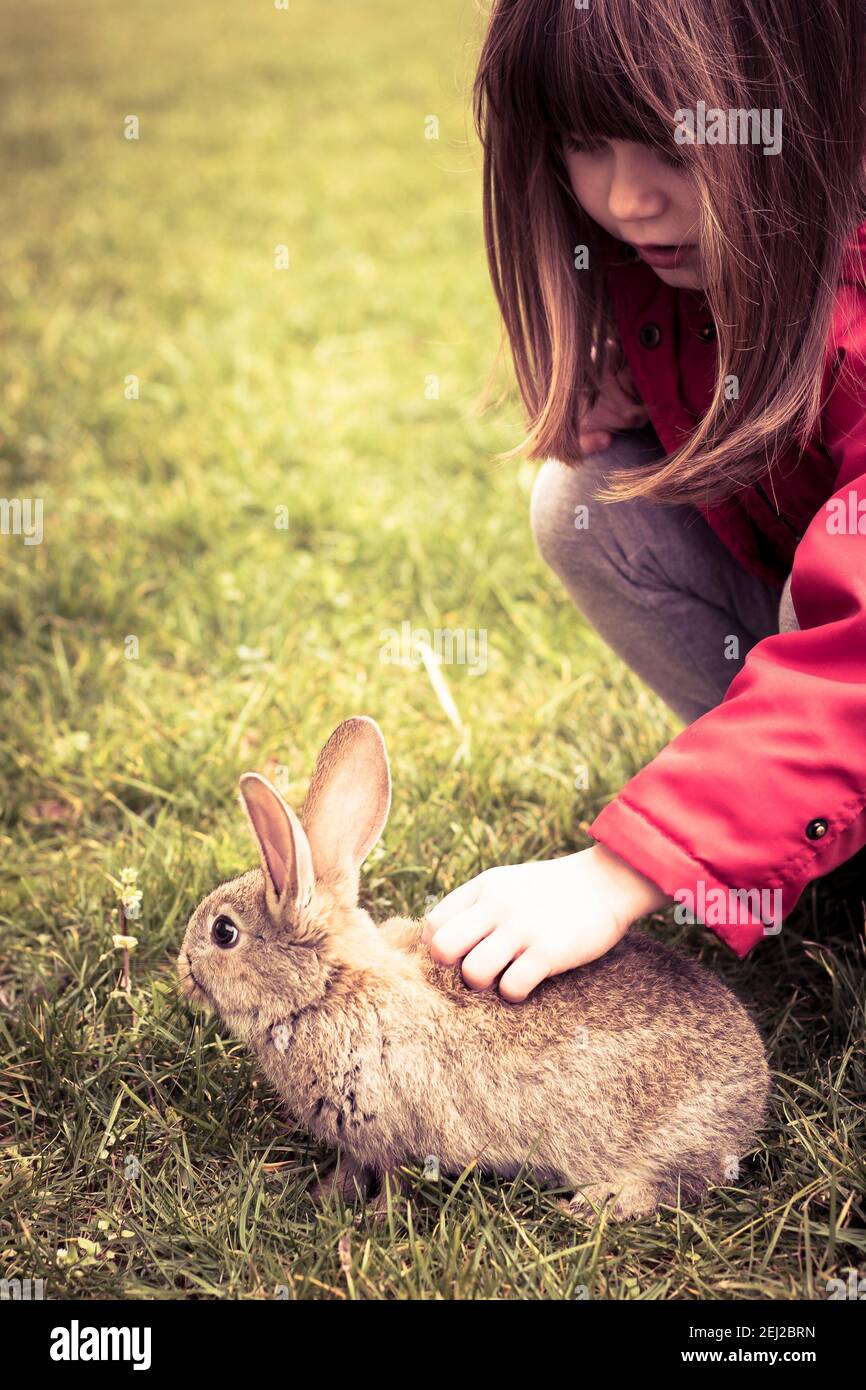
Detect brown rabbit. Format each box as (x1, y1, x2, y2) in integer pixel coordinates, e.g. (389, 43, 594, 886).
(177, 716, 769, 1220)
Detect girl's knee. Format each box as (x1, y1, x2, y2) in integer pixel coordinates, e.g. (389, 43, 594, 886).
(530, 456, 617, 587)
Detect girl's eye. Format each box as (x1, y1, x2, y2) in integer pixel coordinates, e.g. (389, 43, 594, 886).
(563, 135, 684, 170)
(212, 915, 240, 949)
(564, 136, 607, 157)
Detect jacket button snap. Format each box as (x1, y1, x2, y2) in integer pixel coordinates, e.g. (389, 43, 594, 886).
(639, 323, 661, 349)
(698, 321, 716, 342)
(805, 818, 829, 840)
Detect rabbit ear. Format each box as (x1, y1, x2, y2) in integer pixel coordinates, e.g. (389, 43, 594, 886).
(239, 773, 315, 916)
(301, 716, 391, 887)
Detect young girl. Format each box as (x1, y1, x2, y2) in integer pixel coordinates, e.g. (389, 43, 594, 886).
(424, 0, 866, 1001)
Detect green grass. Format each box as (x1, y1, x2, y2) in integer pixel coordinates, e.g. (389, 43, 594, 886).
(1, 0, 864, 1301)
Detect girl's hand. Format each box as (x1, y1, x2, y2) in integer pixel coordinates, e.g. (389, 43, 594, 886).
(580, 338, 649, 454)
(421, 845, 668, 1002)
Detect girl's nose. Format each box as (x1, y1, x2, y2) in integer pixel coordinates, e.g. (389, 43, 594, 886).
(605, 143, 669, 224)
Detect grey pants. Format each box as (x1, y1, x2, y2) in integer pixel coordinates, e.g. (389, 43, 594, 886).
(530, 428, 797, 726)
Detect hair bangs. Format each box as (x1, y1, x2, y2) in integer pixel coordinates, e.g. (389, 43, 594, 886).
(477, 2, 687, 159)
(545, 18, 681, 154)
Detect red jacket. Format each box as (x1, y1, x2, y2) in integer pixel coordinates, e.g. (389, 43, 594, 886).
(589, 224, 866, 955)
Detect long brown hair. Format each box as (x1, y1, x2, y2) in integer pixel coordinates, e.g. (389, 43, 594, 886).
(474, 0, 866, 503)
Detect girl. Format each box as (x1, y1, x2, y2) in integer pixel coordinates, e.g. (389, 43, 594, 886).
(424, 0, 866, 1001)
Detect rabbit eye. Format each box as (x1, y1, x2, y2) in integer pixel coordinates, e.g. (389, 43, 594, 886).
(211, 915, 240, 949)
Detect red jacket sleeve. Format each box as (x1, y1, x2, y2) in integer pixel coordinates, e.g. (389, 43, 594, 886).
(590, 282, 866, 956)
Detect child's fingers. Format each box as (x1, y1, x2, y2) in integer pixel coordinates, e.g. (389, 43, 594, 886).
(423, 876, 480, 939)
(459, 926, 523, 991)
(427, 901, 496, 965)
(579, 430, 612, 454)
(498, 948, 552, 1003)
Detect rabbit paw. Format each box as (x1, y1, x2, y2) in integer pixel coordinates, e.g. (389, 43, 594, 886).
(363, 1171, 410, 1221)
(562, 1180, 661, 1222)
(307, 1161, 371, 1206)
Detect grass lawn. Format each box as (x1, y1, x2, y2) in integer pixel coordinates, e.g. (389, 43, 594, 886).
(1, 0, 864, 1300)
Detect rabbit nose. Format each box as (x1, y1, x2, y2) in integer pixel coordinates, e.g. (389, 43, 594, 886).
(177, 950, 200, 995)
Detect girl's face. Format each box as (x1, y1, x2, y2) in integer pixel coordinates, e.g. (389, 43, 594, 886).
(563, 138, 702, 289)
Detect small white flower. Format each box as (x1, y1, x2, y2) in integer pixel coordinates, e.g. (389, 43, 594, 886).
(121, 892, 142, 920)
(116, 867, 143, 921)
(112, 934, 138, 952)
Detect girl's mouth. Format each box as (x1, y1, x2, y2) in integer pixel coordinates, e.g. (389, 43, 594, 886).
(631, 243, 695, 270)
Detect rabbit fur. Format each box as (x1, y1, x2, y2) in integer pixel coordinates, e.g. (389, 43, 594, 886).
(178, 716, 769, 1220)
